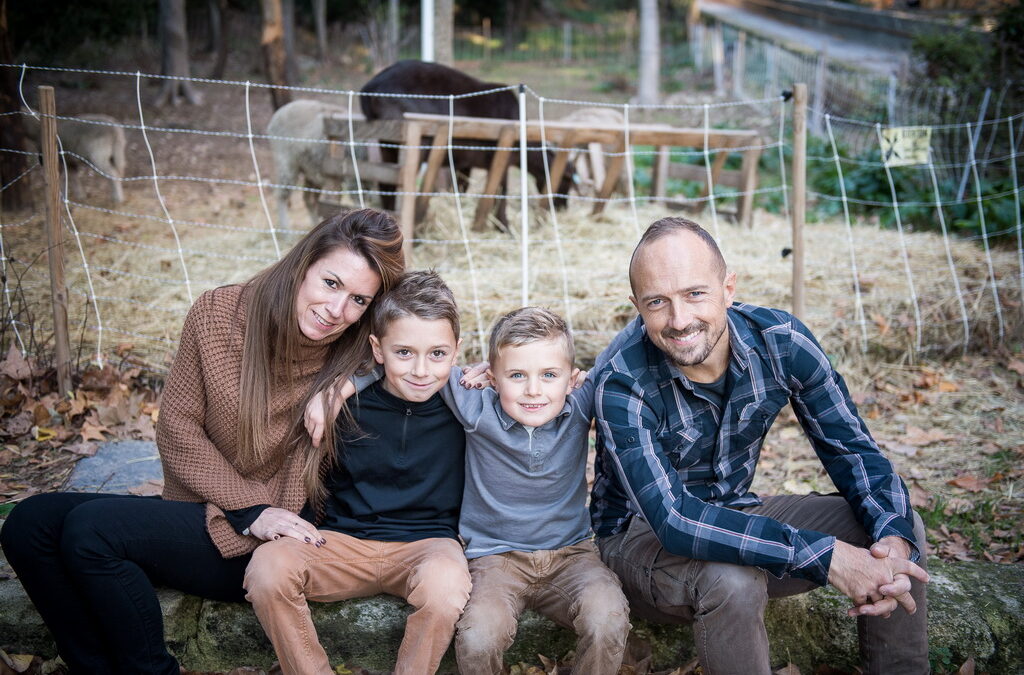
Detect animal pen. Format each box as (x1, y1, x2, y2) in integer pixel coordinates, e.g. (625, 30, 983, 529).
(0, 65, 1021, 395)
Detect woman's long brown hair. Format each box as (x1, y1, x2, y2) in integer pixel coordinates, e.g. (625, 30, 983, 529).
(236, 209, 405, 509)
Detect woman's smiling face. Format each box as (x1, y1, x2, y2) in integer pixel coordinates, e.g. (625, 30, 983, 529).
(294, 246, 381, 341)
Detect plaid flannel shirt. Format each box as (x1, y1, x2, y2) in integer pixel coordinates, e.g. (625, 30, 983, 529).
(591, 303, 917, 587)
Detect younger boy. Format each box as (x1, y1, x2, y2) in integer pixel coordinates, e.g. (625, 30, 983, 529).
(243, 271, 471, 675)
(447, 307, 630, 675)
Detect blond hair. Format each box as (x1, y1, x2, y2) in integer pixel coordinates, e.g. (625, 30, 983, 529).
(488, 306, 574, 365)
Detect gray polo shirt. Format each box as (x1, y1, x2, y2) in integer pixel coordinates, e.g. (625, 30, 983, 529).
(442, 367, 598, 559)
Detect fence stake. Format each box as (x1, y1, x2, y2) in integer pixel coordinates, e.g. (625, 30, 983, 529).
(40, 86, 71, 396)
(562, 21, 572, 63)
(956, 86, 991, 202)
(791, 83, 807, 322)
(518, 84, 529, 307)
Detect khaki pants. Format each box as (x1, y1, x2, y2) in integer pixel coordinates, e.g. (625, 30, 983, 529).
(455, 540, 630, 675)
(243, 531, 471, 675)
(599, 494, 929, 675)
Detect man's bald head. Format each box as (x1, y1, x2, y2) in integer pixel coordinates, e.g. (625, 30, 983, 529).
(628, 217, 727, 294)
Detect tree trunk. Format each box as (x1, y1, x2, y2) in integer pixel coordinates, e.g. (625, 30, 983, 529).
(283, 0, 297, 85)
(156, 0, 203, 106)
(261, 0, 292, 110)
(0, 0, 33, 211)
(638, 0, 660, 106)
(387, 0, 399, 65)
(209, 0, 229, 79)
(313, 0, 328, 62)
(434, 0, 454, 66)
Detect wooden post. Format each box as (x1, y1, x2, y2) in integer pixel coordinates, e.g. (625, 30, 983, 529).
(687, 0, 702, 70)
(652, 146, 670, 204)
(483, 17, 491, 61)
(398, 121, 422, 264)
(712, 24, 725, 96)
(40, 86, 71, 396)
(732, 30, 746, 99)
(791, 83, 807, 322)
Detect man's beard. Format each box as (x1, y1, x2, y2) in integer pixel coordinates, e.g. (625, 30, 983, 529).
(660, 319, 723, 367)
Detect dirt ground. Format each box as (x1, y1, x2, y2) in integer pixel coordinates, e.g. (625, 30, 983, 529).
(1, 23, 1022, 568)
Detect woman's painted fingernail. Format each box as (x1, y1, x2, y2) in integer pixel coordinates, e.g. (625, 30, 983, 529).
(304, 536, 311, 543)
(273, 535, 280, 540)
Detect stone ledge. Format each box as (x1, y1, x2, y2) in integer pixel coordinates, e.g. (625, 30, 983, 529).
(1, 545, 1021, 673)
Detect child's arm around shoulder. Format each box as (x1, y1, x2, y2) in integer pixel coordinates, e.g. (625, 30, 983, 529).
(571, 329, 630, 421)
(304, 369, 381, 448)
(439, 364, 488, 428)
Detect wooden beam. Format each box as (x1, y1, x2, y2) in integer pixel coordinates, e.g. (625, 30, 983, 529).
(473, 125, 517, 230)
(738, 143, 762, 228)
(417, 122, 451, 221)
(592, 133, 626, 216)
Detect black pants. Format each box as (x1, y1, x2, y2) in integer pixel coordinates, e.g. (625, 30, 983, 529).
(0, 492, 252, 675)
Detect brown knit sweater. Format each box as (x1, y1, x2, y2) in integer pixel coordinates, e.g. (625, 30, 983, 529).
(157, 284, 336, 558)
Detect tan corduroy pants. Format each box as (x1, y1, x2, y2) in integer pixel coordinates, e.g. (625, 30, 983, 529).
(244, 530, 471, 675)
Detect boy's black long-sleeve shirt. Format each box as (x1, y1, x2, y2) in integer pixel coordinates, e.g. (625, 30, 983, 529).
(314, 380, 466, 542)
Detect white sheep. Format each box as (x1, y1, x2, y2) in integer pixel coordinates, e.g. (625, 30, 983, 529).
(266, 99, 350, 230)
(27, 113, 126, 204)
(559, 107, 628, 198)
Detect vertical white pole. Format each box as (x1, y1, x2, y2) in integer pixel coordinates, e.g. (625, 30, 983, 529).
(519, 84, 529, 306)
(421, 0, 435, 62)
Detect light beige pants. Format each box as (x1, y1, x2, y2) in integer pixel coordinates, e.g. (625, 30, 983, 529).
(244, 530, 471, 675)
(455, 540, 630, 675)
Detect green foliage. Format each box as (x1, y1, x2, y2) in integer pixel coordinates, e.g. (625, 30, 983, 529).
(11, 0, 156, 61)
(756, 134, 1022, 240)
(911, 31, 992, 89)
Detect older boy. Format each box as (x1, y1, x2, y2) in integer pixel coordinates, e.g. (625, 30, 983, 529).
(448, 307, 630, 675)
(243, 271, 471, 675)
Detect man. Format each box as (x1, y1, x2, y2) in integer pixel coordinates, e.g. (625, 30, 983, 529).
(592, 217, 930, 674)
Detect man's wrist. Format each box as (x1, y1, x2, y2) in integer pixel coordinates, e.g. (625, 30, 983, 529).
(877, 534, 913, 559)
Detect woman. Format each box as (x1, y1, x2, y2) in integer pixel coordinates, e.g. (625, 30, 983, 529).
(0, 209, 405, 674)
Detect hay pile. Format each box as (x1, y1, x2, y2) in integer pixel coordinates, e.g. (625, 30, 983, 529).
(4, 180, 1020, 372)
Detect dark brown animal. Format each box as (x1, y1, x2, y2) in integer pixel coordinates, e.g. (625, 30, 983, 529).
(359, 60, 573, 226)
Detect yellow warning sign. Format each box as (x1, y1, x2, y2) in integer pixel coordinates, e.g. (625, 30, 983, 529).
(880, 126, 932, 167)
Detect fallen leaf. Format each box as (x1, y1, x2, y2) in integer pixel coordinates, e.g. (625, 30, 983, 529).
(947, 474, 990, 492)
(909, 484, 930, 509)
(903, 426, 953, 446)
(938, 380, 960, 393)
(79, 422, 109, 443)
(79, 364, 120, 393)
(942, 497, 974, 515)
(871, 313, 890, 337)
(126, 479, 164, 496)
(1008, 360, 1024, 376)
(956, 656, 975, 675)
(115, 343, 134, 357)
(64, 441, 98, 457)
(1, 411, 33, 437)
(32, 426, 56, 442)
(0, 347, 31, 381)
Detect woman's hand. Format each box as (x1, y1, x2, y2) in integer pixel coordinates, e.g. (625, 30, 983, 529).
(459, 361, 490, 389)
(247, 507, 325, 546)
(304, 380, 353, 448)
(572, 368, 588, 389)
